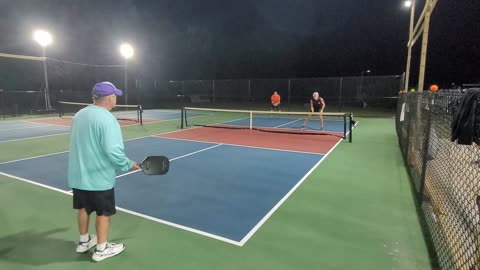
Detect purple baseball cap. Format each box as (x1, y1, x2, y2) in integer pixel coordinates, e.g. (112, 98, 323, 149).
(92, 81, 123, 97)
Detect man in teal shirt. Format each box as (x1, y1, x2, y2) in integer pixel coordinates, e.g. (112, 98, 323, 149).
(68, 81, 140, 262)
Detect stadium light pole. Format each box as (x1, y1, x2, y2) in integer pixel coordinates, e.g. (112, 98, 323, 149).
(404, 0, 439, 92)
(361, 69, 371, 76)
(359, 69, 371, 106)
(33, 30, 53, 110)
(119, 43, 134, 105)
(404, 1, 415, 91)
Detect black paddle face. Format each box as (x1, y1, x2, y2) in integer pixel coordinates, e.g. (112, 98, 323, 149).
(140, 156, 169, 175)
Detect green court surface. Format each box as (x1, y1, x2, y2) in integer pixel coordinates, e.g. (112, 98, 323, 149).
(0, 117, 434, 270)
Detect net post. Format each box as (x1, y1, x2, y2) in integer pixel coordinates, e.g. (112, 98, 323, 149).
(349, 113, 353, 143)
(58, 101, 63, 118)
(138, 105, 143, 125)
(0, 89, 5, 119)
(184, 107, 188, 127)
(181, 107, 184, 129)
(57, 90, 63, 118)
(343, 113, 347, 139)
(249, 111, 253, 129)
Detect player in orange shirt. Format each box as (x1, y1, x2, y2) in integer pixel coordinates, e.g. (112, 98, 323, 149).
(271, 91, 281, 111)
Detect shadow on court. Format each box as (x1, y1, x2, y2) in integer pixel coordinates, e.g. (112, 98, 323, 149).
(0, 228, 92, 265)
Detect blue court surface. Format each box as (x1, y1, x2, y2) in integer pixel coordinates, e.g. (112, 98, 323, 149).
(223, 116, 350, 132)
(0, 110, 188, 142)
(0, 136, 324, 245)
(117, 109, 203, 122)
(0, 120, 70, 142)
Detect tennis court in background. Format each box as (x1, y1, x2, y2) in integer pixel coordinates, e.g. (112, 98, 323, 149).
(0, 108, 194, 142)
(0, 108, 353, 245)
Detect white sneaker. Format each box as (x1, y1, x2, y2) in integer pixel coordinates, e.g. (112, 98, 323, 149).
(76, 235, 97, 253)
(92, 243, 126, 262)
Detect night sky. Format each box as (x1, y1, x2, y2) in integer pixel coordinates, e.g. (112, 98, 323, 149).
(0, 0, 479, 89)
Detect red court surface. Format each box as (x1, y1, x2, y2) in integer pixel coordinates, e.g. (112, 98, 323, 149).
(158, 127, 342, 154)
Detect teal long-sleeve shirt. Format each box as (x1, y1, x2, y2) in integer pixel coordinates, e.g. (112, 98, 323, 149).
(68, 105, 133, 191)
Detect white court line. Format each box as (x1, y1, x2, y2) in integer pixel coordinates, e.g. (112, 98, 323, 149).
(1, 118, 360, 246)
(0, 132, 71, 144)
(0, 120, 25, 124)
(0, 129, 190, 165)
(238, 124, 357, 246)
(0, 172, 72, 195)
(219, 117, 251, 125)
(0, 171, 242, 246)
(274, 118, 303, 128)
(141, 111, 179, 116)
(213, 116, 343, 134)
(0, 151, 70, 165)
(153, 136, 326, 156)
(0, 112, 187, 144)
(3, 126, 55, 132)
(20, 120, 71, 128)
(116, 207, 242, 246)
(116, 144, 223, 178)
(2, 123, 69, 131)
(143, 113, 209, 123)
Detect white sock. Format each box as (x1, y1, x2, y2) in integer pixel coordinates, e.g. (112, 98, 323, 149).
(80, 234, 89, 243)
(97, 242, 107, 251)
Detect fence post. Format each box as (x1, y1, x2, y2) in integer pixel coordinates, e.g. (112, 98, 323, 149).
(288, 79, 291, 106)
(338, 77, 343, 112)
(0, 89, 5, 119)
(212, 80, 215, 103)
(419, 93, 432, 203)
(404, 93, 412, 162)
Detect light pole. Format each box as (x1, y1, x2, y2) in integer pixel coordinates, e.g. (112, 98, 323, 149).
(361, 69, 371, 77)
(404, 1, 415, 91)
(359, 70, 371, 106)
(33, 30, 53, 110)
(119, 43, 134, 105)
(403, 0, 439, 92)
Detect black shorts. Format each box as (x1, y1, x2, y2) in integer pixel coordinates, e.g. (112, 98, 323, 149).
(73, 188, 116, 216)
(312, 107, 321, 113)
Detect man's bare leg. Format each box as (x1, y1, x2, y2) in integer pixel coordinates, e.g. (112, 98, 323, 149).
(78, 208, 89, 235)
(75, 208, 97, 253)
(96, 215, 110, 246)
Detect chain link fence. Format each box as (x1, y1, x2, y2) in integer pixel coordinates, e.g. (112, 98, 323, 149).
(396, 89, 480, 270)
(167, 74, 403, 113)
(2, 73, 403, 118)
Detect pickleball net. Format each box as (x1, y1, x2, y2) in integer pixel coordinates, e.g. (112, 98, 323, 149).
(58, 101, 143, 124)
(181, 107, 353, 142)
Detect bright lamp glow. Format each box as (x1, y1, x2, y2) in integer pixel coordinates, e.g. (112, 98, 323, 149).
(404, 1, 412, 8)
(33, 30, 52, 47)
(119, 43, 134, 59)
